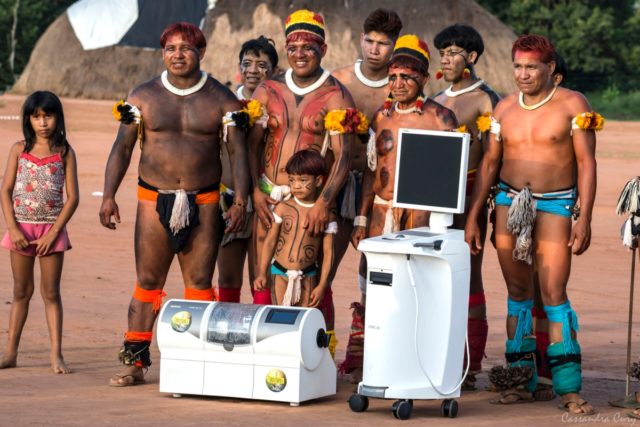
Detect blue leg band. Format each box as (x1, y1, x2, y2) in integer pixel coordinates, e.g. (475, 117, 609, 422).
(544, 301, 580, 354)
(507, 297, 534, 349)
(547, 340, 582, 395)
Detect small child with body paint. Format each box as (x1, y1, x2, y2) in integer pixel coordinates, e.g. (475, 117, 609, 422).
(253, 149, 336, 307)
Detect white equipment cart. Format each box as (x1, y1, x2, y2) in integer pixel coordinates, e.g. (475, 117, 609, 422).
(348, 129, 471, 420)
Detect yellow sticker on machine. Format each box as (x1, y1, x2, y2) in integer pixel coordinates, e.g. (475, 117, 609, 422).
(265, 369, 287, 392)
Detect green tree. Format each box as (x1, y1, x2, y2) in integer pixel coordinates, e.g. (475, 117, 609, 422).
(0, 0, 74, 91)
(478, 0, 640, 92)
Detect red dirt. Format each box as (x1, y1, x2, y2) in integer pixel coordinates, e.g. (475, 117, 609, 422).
(0, 93, 639, 426)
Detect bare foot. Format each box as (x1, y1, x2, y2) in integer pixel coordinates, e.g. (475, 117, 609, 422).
(109, 365, 145, 387)
(0, 353, 17, 369)
(560, 392, 595, 415)
(52, 356, 72, 374)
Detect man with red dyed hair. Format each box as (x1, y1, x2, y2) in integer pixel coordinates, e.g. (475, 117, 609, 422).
(247, 9, 356, 357)
(465, 34, 601, 415)
(100, 22, 250, 386)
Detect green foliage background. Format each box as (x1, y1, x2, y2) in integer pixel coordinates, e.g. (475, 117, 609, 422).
(0, 0, 74, 91)
(477, 0, 640, 93)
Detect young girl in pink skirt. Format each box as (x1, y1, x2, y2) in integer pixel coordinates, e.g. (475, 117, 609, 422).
(0, 91, 79, 373)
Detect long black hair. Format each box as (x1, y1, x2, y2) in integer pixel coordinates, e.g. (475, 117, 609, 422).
(22, 91, 69, 156)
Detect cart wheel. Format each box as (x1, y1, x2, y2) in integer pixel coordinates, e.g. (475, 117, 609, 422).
(348, 393, 369, 412)
(391, 399, 412, 420)
(440, 399, 458, 418)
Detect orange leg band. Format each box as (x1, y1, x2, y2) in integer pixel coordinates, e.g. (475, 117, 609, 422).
(133, 282, 167, 313)
(124, 331, 153, 342)
(184, 287, 217, 301)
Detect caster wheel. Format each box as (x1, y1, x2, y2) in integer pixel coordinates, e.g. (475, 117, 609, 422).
(440, 399, 458, 418)
(391, 399, 412, 420)
(348, 393, 369, 412)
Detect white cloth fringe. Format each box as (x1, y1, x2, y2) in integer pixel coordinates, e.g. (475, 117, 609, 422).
(169, 190, 190, 235)
(506, 187, 537, 264)
(367, 128, 377, 171)
(283, 269, 303, 306)
(374, 195, 397, 234)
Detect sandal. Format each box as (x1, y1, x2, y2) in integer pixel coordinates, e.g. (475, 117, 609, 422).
(533, 383, 555, 401)
(490, 389, 535, 405)
(557, 398, 595, 416)
(109, 371, 146, 387)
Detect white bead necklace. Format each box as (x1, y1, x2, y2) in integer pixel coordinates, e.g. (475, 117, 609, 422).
(518, 86, 557, 110)
(236, 85, 247, 100)
(444, 79, 485, 97)
(293, 196, 315, 208)
(285, 69, 331, 96)
(161, 70, 208, 96)
(354, 59, 388, 88)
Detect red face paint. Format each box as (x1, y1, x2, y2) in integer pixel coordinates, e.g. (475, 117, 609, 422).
(514, 50, 544, 63)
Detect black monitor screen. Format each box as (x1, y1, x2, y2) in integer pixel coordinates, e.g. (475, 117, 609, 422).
(265, 309, 300, 325)
(394, 129, 469, 213)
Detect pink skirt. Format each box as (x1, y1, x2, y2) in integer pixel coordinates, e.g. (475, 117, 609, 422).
(1, 222, 71, 256)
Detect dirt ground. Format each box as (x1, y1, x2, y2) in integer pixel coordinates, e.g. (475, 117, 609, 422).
(0, 93, 639, 426)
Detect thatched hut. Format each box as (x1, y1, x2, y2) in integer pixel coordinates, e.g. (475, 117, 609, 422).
(13, 0, 517, 99)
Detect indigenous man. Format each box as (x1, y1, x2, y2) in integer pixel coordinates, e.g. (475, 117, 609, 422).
(352, 34, 457, 268)
(247, 9, 356, 356)
(432, 24, 500, 391)
(217, 36, 278, 303)
(99, 22, 249, 386)
(465, 34, 601, 415)
(332, 8, 402, 383)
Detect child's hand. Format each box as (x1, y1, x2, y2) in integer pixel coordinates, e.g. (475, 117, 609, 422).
(9, 227, 29, 251)
(254, 275, 269, 291)
(31, 229, 59, 256)
(309, 284, 327, 308)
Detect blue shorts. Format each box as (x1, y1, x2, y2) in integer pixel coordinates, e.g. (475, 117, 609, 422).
(495, 181, 576, 218)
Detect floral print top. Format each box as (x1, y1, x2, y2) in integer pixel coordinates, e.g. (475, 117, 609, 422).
(13, 152, 65, 223)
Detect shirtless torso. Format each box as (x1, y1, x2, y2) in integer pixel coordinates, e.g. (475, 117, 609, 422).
(100, 30, 249, 386)
(363, 99, 458, 238)
(464, 43, 597, 414)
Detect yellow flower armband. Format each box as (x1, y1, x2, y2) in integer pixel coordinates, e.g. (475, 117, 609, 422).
(571, 111, 604, 132)
(456, 124, 469, 134)
(112, 100, 143, 143)
(476, 112, 491, 133)
(324, 108, 370, 135)
(112, 100, 142, 125)
(241, 99, 268, 128)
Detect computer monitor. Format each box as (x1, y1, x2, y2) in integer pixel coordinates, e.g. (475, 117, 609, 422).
(393, 128, 470, 230)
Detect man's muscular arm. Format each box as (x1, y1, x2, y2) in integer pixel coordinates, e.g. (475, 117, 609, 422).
(568, 93, 597, 255)
(464, 101, 505, 254)
(247, 84, 275, 228)
(305, 87, 354, 236)
(99, 92, 141, 229)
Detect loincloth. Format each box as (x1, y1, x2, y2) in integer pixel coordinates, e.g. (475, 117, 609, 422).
(137, 177, 220, 253)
